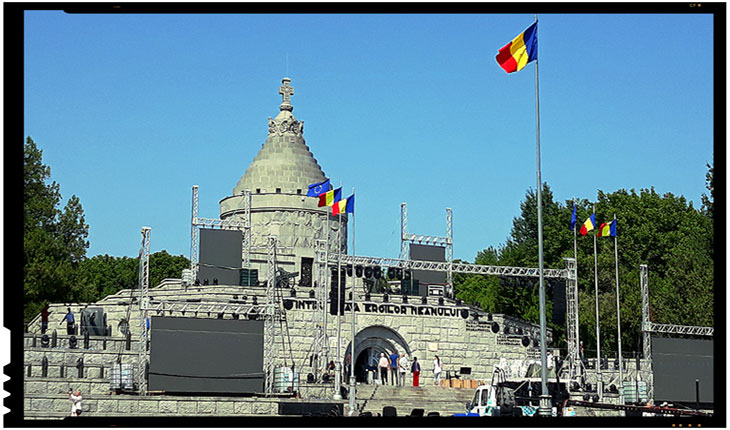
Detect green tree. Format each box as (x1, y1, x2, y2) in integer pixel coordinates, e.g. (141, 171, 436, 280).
(454, 182, 714, 359)
(76, 251, 190, 301)
(24, 137, 90, 321)
(701, 161, 713, 219)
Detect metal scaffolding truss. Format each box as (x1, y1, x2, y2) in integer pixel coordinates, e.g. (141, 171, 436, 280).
(648, 323, 714, 337)
(142, 300, 271, 317)
(311, 239, 330, 380)
(640, 265, 651, 363)
(563, 257, 582, 381)
(264, 236, 278, 394)
(189, 185, 251, 282)
(328, 253, 568, 279)
(400, 203, 454, 292)
(136, 227, 151, 395)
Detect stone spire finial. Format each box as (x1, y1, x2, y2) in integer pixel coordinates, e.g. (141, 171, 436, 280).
(279, 77, 294, 111)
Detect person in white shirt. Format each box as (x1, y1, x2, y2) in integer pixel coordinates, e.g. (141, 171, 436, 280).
(68, 389, 82, 417)
(378, 353, 389, 385)
(433, 355, 442, 385)
(398, 353, 409, 386)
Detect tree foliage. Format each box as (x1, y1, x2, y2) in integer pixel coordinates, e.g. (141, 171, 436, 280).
(24, 137, 90, 321)
(454, 181, 714, 359)
(24, 137, 190, 322)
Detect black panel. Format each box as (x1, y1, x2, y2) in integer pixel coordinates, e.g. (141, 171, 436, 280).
(278, 402, 344, 416)
(410, 244, 446, 285)
(652, 337, 713, 404)
(198, 229, 242, 285)
(148, 317, 264, 394)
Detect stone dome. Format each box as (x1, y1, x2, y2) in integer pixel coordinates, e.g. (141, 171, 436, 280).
(233, 77, 327, 195)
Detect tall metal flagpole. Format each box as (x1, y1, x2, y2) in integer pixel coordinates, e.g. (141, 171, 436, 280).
(533, 13, 551, 417)
(349, 187, 356, 415)
(573, 197, 581, 379)
(334, 183, 343, 400)
(613, 213, 624, 402)
(592, 204, 602, 399)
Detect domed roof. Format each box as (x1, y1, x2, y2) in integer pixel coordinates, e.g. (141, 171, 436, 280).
(233, 77, 327, 194)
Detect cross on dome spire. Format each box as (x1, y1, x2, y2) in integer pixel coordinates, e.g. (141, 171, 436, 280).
(279, 77, 294, 111)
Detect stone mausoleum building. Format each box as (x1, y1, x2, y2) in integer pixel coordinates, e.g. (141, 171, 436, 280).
(22, 78, 648, 419)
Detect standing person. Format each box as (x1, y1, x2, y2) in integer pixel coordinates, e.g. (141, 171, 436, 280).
(389, 351, 399, 386)
(433, 355, 442, 386)
(344, 353, 351, 384)
(398, 353, 409, 386)
(68, 389, 82, 417)
(60, 307, 75, 335)
(378, 353, 389, 385)
(40, 304, 50, 334)
(411, 357, 421, 387)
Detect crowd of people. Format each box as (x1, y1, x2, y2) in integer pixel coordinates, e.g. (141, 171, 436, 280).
(374, 352, 441, 387)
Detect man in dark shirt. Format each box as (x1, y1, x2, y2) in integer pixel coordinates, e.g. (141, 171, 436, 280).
(40, 304, 50, 334)
(389, 351, 399, 385)
(60, 307, 75, 335)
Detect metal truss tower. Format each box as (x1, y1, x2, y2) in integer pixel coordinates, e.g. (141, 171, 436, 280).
(189, 185, 251, 283)
(563, 257, 582, 381)
(137, 227, 151, 395)
(264, 236, 278, 394)
(640, 264, 652, 363)
(311, 239, 330, 380)
(400, 203, 454, 295)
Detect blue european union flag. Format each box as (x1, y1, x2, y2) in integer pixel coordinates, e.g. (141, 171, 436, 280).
(569, 203, 577, 231)
(307, 179, 330, 197)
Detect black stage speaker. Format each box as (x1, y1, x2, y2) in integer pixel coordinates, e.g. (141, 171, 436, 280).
(551, 280, 566, 326)
(329, 269, 346, 315)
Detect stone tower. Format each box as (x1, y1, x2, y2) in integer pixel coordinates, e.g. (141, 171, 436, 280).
(219, 77, 347, 283)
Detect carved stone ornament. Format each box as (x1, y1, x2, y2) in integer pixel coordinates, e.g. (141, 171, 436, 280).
(268, 116, 303, 137)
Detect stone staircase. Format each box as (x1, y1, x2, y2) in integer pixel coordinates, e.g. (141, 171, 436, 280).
(355, 383, 475, 416)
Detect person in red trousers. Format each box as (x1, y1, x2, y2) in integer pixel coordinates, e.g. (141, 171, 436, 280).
(411, 356, 421, 387)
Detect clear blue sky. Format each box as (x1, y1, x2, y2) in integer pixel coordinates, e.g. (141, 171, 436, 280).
(24, 12, 714, 264)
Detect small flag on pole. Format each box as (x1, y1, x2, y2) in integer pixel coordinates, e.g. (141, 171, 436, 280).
(318, 187, 342, 207)
(579, 214, 596, 236)
(597, 220, 617, 237)
(569, 203, 577, 231)
(332, 194, 354, 215)
(496, 21, 538, 74)
(307, 178, 331, 197)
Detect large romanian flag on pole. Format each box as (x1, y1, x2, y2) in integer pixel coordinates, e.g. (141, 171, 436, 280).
(496, 21, 538, 74)
(318, 187, 342, 207)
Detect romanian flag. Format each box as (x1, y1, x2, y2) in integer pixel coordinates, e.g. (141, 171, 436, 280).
(569, 203, 577, 231)
(332, 194, 355, 215)
(579, 214, 596, 236)
(318, 187, 342, 207)
(597, 220, 617, 237)
(496, 21, 538, 74)
(307, 178, 330, 197)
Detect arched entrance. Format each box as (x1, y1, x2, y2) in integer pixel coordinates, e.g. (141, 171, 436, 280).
(343, 325, 411, 383)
